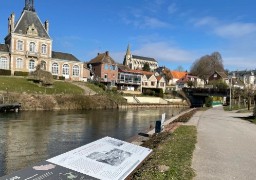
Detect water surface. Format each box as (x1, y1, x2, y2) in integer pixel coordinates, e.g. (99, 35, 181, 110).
(0, 107, 185, 176)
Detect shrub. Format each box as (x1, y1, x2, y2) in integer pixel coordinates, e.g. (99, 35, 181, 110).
(53, 75, 58, 79)
(205, 96, 213, 107)
(159, 89, 164, 98)
(0, 69, 11, 76)
(59, 76, 65, 80)
(14, 71, 29, 76)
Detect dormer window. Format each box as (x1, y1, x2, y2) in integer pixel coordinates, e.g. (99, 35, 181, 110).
(29, 42, 36, 53)
(41, 44, 47, 54)
(17, 40, 23, 51)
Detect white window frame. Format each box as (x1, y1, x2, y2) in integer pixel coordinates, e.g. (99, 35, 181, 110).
(72, 65, 80, 77)
(52, 63, 59, 75)
(41, 44, 47, 54)
(62, 64, 69, 75)
(41, 60, 46, 70)
(17, 40, 23, 51)
(29, 42, 36, 53)
(0, 57, 8, 69)
(29, 60, 35, 72)
(16, 58, 23, 69)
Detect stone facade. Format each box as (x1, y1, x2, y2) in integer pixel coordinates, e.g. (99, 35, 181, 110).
(0, 0, 84, 81)
(123, 44, 158, 71)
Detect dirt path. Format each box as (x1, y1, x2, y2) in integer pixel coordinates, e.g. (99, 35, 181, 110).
(70, 81, 97, 95)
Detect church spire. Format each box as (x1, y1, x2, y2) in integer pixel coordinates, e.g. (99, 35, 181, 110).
(24, 0, 35, 12)
(126, 44, 131, 55)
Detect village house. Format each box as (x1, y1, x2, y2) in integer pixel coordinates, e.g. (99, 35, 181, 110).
(117, 64, 142, 92)
(123, 44, 158, 71)
(0, 0, 85, 81)
(87, 51, 118, 87)
(208, 71, 229, 85)
(176, 74, 205, 90)
(229, 70, 256, 90)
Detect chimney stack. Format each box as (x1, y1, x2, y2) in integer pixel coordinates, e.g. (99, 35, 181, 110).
(44, 20, 49, 33)
(8, 13, 15, 33)
(106, 51, 109, 56)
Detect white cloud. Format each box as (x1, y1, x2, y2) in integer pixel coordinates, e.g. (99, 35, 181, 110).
(214, 23, 256, 38)
(193, 16, 256, 39)
(143, 17, 169, 28)
(168, 3, 177, 14)
(133, 42, 195, 62)
(193, 16, 218, 27)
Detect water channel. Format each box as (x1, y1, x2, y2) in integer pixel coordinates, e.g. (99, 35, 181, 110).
(0, 107, 186, 177)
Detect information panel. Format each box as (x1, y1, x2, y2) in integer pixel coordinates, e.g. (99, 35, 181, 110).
(2, 137, 152, 180)
(47, 137, 152, 180)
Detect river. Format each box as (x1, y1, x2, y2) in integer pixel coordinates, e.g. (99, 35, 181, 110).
(0, 107, 186, 177)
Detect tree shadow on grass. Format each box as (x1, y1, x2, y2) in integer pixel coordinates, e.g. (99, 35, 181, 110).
(235, 116, 256, 123)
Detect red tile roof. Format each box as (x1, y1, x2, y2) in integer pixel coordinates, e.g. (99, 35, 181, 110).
(170, 71, 187, 79)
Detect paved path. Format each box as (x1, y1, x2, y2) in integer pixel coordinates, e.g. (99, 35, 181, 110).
(192, 106, 256, 180)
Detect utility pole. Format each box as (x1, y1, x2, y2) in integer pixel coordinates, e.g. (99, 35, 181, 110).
(229, 78, 232, 110)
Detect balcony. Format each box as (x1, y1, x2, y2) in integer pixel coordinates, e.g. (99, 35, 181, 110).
(117, 79, 141, 85)
(26, 51, 39, 58)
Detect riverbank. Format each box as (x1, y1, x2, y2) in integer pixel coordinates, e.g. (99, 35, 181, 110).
(1, 92, 188, 111)
(130, 108, 198, 179)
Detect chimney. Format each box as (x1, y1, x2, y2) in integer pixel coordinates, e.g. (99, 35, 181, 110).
(8, 13, 15, 33)
(97, 53, 100, 55)
(44, 20, 49, 33)
(106, 51, 109, 56)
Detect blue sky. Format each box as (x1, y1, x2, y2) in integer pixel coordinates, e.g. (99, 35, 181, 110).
(1, 0, 256, 71)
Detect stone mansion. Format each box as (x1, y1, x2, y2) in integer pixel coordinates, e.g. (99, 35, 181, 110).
(0, 0, 84, 81)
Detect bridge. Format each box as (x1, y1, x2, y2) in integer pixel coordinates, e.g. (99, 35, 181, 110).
(182, 88, 229, 107)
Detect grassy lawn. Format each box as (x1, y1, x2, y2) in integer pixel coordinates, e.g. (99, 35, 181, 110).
(132, 125, 197, 180)
(0, 76, 84, 95)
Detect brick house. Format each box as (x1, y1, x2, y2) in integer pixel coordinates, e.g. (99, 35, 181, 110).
(88, 51, 118, 86)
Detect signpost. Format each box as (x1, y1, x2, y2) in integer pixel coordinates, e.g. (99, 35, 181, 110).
(2, 137, 152, 180)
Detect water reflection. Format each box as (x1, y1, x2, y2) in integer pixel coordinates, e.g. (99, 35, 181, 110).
(0, 107, 185, 176)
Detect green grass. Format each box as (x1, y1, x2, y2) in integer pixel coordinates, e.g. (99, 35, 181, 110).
(133, 125, 197, 180)
(0, 76, 84, 94)
(84, 82, 105, 94)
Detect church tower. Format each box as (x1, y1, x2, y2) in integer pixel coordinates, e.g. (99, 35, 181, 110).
(24, 0, 35, 12)
(123, 44, 133, 69)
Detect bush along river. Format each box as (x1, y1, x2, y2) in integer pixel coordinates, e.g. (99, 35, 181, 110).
(0, 107, 187, 176)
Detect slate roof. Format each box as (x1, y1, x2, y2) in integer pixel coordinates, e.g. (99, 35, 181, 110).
(0, 44, 9, 52)
(52, 51, 80, 62)
(132, 55, 157, 62)
(131, 70, 154, 76)
(14, 10, 50, 39)
(230, 70, 256, 76)
(88, 52, 116, 64)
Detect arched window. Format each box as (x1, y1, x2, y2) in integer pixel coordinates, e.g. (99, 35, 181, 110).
(0, 57, 8, 69)
(29, 60, 35, 71)
(29, 42, 36, 52)
(52, 63, 59, 75)
(17, 40, 23, 51)
(16, 58, 23, 69)
(41, 60, 46, 70)
(41, 44, 47, 54)
(72, 65, 80, 76)
(62, 64, 69, 75)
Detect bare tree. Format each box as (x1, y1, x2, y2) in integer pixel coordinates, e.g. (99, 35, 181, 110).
(190, 51, 225, 83)
(176, 65, 184, 72)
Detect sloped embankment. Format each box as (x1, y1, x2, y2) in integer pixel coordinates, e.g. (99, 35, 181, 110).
(5, 93, 120, 111)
